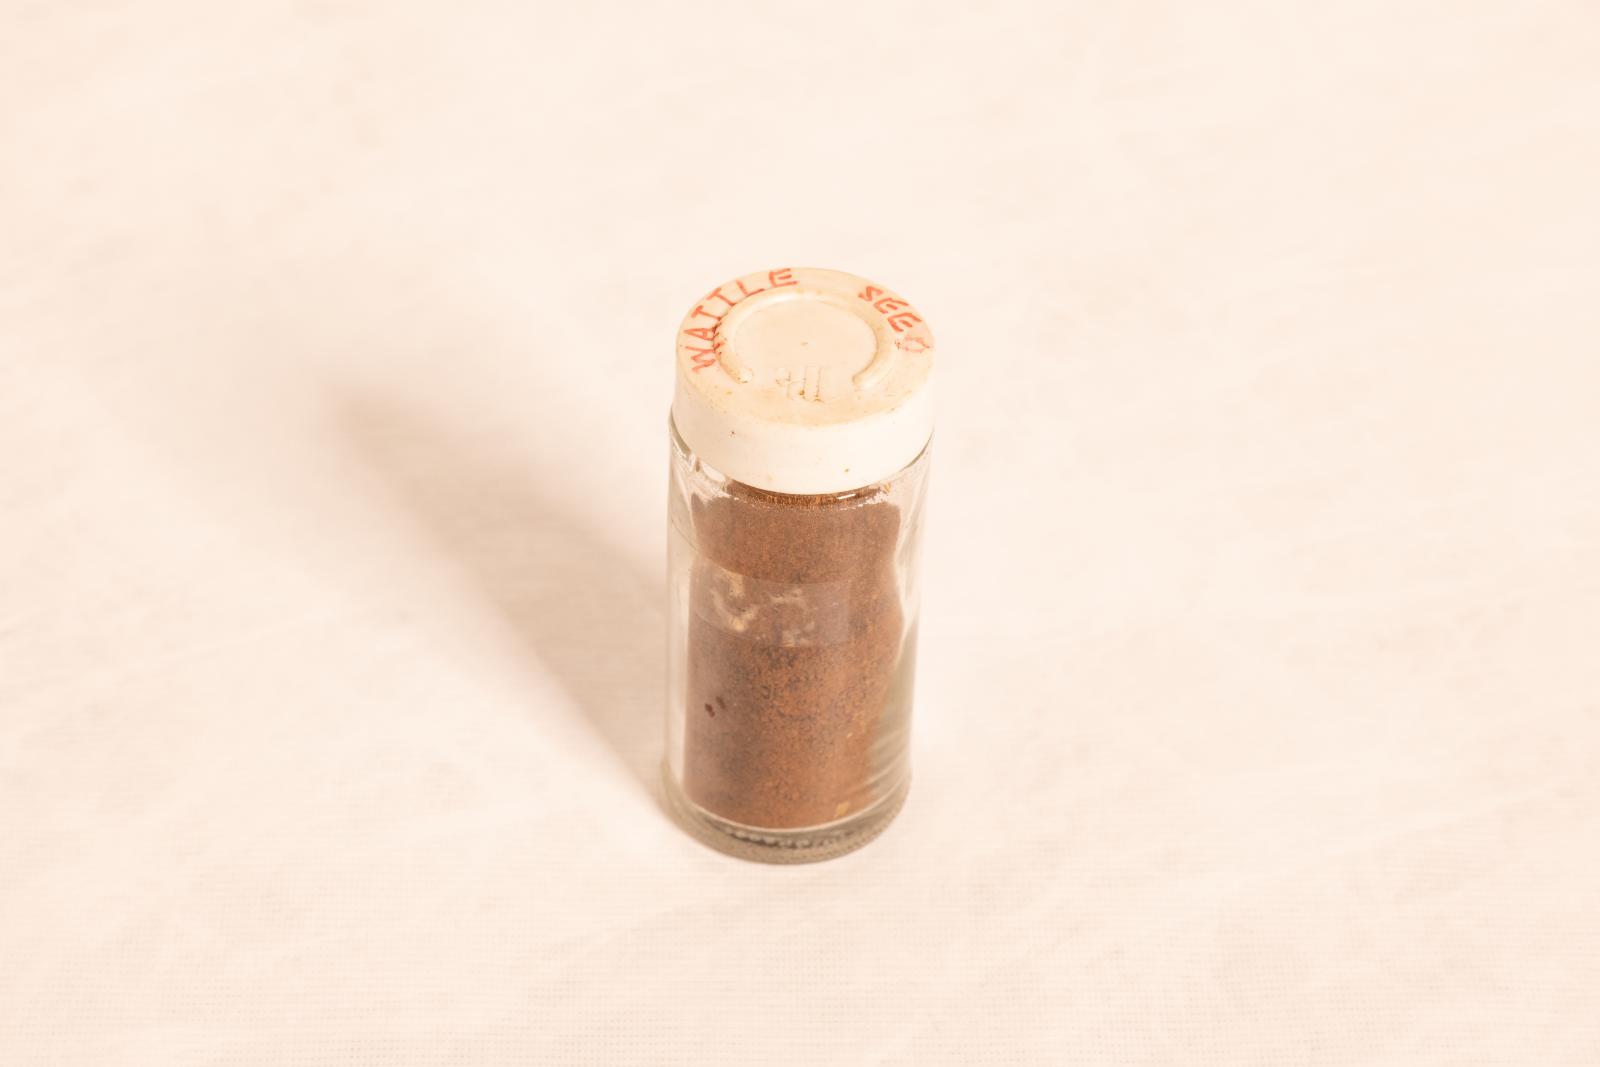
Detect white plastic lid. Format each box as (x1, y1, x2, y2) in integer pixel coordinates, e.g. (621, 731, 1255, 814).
(672, 267, 935, 494)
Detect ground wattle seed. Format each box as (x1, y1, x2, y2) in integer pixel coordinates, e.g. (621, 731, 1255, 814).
(682, 479, 905, 830)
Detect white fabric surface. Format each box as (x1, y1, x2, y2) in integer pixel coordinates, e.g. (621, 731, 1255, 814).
(3, 2, 1598, 1063)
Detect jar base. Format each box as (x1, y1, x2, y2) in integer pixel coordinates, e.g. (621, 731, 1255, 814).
(662, 766, 909, 864)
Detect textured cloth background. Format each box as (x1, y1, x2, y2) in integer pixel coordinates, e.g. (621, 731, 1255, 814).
(3, 2, 1598, 1063)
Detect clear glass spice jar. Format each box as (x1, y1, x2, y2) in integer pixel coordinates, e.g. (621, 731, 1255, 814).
(664, 267, 934, 863)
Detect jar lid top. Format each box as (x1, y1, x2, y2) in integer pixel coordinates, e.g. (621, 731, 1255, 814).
(671, 267, 935, 494)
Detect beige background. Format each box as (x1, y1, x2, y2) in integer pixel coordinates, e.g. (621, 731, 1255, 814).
(3, 2, 1598, 1064)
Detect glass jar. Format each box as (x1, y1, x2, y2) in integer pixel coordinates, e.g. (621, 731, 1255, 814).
(663, 268, 935, 863)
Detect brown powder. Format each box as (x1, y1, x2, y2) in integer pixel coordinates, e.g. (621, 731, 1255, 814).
(682, 479, 907, 829)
